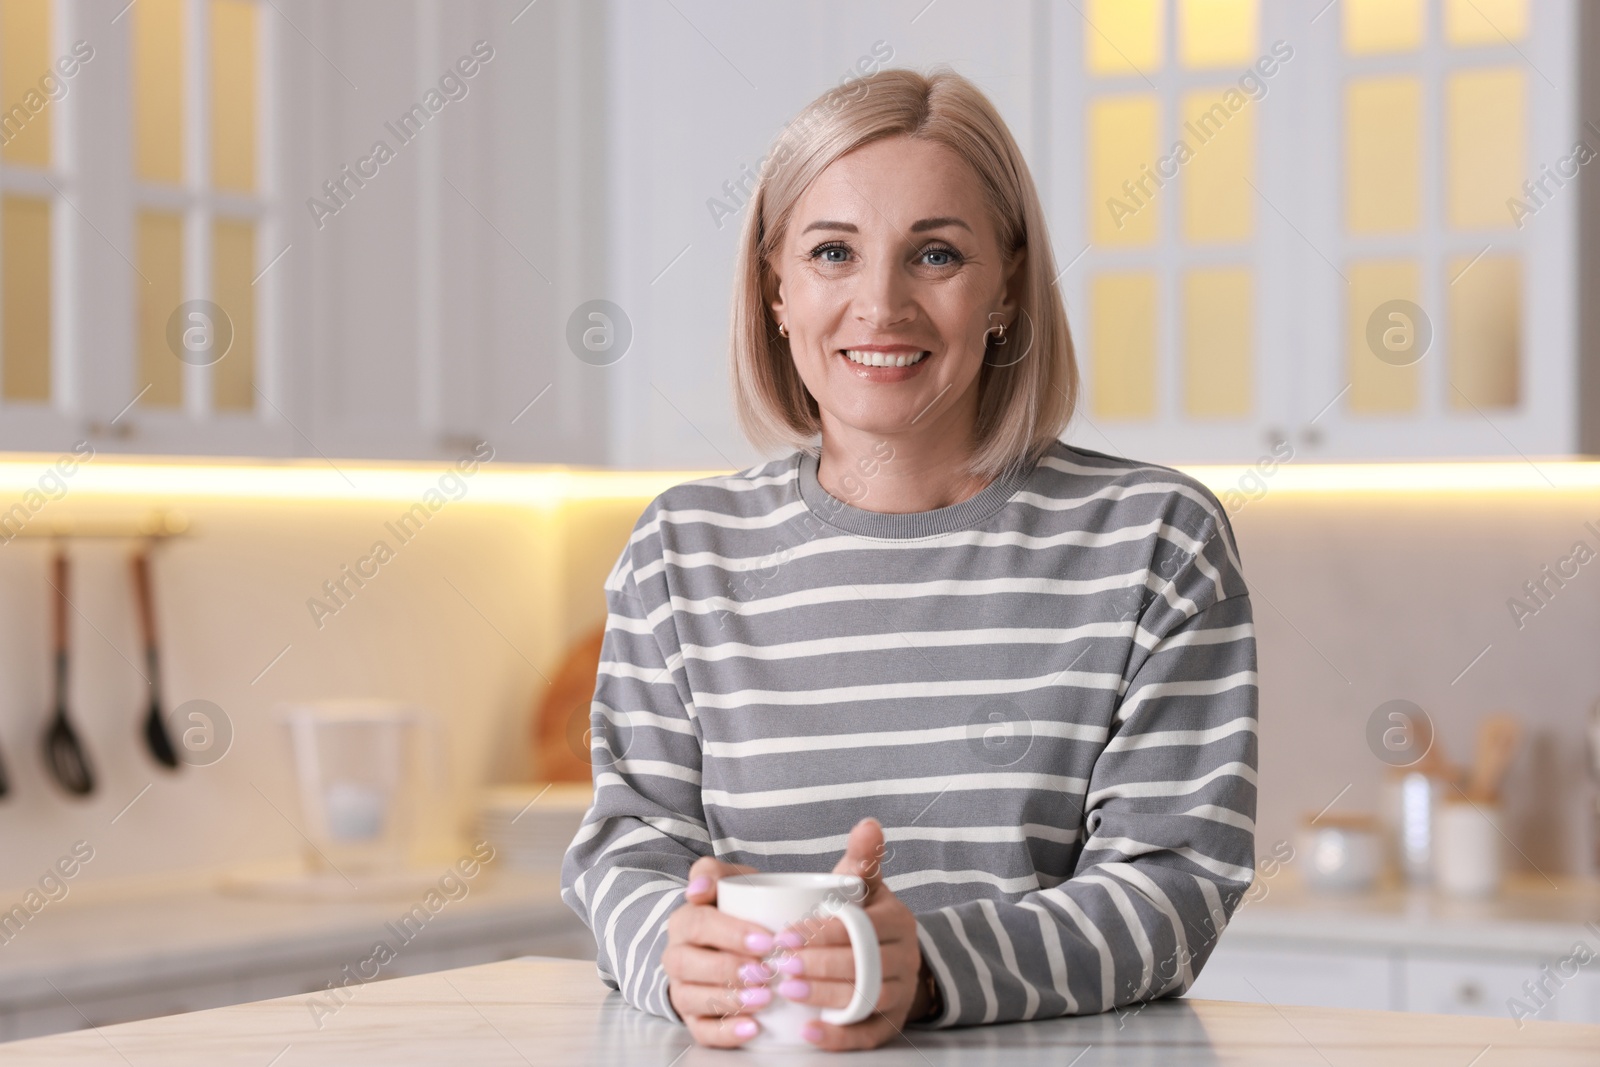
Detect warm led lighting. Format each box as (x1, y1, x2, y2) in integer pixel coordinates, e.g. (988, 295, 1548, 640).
(1183, 460, 1600, 494)
(0, 453, 1598, 507)
(0, 453, 719, 506)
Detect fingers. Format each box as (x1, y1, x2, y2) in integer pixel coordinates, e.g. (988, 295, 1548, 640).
(669, 976, 775, 1019)
(662, 943, 775, 988)
(684, 856, 758, 905)
(831, 817, 888, 893)
(667, 899, 779, 955)
(682, 1009, 765, 1048)
(800, 1013, 903, 1052)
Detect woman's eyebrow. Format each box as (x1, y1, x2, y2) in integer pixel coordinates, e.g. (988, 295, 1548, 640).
(798, 216, 973, 235)
(800, 219, 859, 234)
(909, 216, 972, 234)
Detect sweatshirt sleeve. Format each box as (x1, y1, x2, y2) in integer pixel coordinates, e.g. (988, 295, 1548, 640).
(559, 518, 711, 1022)
(912, 506, 1259, 1027)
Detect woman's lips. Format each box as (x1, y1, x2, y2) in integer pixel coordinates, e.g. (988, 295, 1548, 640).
(836, 348, 932, 382)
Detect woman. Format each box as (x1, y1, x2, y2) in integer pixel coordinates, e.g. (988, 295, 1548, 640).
(561, 66, 1257, 1051)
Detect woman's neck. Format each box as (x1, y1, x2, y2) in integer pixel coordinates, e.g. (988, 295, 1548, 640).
(815, 419, 992, 515)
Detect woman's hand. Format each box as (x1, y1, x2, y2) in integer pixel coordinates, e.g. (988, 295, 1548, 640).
(663, 855, 773, 1047)
(786, 817, 927, 1051)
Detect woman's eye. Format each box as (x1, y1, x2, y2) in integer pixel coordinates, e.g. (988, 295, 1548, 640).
(806, 242, 963, 267)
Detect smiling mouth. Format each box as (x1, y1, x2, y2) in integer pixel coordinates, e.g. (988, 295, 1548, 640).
(841, 349, 930, 368)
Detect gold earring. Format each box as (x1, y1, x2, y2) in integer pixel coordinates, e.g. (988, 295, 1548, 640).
(979, 310, 1004, 343)
(777, 322, 789, 338)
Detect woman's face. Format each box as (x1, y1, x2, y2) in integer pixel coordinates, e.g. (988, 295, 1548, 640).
(767, 135, 1023, 444)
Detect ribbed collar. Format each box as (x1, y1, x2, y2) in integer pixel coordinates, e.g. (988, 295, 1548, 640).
(795, 447, 1038, 539)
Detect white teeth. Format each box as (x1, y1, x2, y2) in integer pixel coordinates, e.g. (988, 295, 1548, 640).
(843, 349, 928, 367)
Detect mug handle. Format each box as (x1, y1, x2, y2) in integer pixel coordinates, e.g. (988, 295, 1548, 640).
(817, 902, 882, 1026)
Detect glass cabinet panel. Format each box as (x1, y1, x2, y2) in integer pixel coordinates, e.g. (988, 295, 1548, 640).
(0, 195, 50, 402)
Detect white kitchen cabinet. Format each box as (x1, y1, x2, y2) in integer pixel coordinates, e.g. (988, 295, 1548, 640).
(6, 922, 597, 1042)
(1191, 941, 1600, 1025)
(1567, 970, 1600, 1025)
(0, 872, 598, 1043)
(1402, 952, 1550, 1019)
(0, 0, 611, 466)
(1187, 942, 1397, 1011)
(1048, 0, 1588, 465)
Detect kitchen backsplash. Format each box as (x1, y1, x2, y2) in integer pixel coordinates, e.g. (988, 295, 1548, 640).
(0, 464, 1594, 895)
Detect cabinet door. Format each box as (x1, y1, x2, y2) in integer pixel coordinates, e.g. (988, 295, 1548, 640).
(1054, 0, 1580, 463)
(1289, 0, 1578, 461)
(1185, 942, 1395, 1010)
(1565, 970, 1600, 1025)
(1402, 953, 1552, 1019)
(1051, 1, 1295, 468)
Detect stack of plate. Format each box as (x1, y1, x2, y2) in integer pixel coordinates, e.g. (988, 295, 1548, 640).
(476, 783, 593, 872)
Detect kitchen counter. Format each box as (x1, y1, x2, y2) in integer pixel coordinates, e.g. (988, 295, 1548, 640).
(0, 868, 592, 1042)
(1186, 871, 1600, 1021)
(1225, 872, 1600, 956)
(3, 956, 1596, 1065)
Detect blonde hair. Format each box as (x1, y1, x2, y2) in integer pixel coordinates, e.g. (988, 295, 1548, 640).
(728, 66, 1078, 480)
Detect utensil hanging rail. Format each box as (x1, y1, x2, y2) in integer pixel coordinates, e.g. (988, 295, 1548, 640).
(6, 510, 192, 540)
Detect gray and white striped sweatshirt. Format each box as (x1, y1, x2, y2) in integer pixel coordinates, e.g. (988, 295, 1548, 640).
(560, 440, 1258, 1028)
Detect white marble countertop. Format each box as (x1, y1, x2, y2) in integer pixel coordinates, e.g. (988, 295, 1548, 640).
(0, 869, 583, 1011)
(1225, 872, 1600, 957)
(2, 956, 1596, 1065)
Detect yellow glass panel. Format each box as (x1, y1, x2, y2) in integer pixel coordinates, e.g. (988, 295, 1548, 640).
(1444, 0, 1528, 45)
(1090, 272, 1158, 419)
(137, 211, 184, 407)
(1089, 94, 1160, 247)
(1446, 68, 1524, 230)
(211, 0, 257, 192)
(1, 196, 50, 402)
(0, 0, 52, 167)
(1346, 77, 1421, 234)
(1178, 0, 1257, 69)
(213, 218, 254, 410)
(1344, 0, 1425, 54)
(1447, 255, 1519, 408)
(1085, 0, 1163, 76)
(1181, 89, 1254, 243)
(1347, 260, 1421, 414)
(1183, 268, 1251, 417)
(135, 0, 184, 184)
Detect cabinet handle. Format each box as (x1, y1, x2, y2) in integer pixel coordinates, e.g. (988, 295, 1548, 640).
(1456, 980, 1484, 1006)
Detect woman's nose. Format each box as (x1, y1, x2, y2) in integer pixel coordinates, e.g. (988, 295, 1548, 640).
(853, 253, 916, 330)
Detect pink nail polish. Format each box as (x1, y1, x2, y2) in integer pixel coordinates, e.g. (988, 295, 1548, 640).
(738, 961, 772, 985)
(776, 954, 804, 976)
(686, 876, 711, 896)
(744, 932, 774, 954)
(739, 985, 772, 1008)
(733, 1018, 759, 1040)
(775, 929, 805, 950)
(778, 979, 810, 1000)
(801, 1021, 825, 1043)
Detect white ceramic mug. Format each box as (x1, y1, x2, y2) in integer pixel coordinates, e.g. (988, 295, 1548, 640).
(717, 873, 882, 1048)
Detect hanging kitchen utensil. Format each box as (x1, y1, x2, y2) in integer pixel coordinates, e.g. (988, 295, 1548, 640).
(42, 547, 95, 796)
(1465, 711, 1521, 803)
(131, 549, 178, 769)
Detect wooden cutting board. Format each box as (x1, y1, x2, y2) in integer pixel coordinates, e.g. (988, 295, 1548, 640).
(531, 624, 607, 783)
